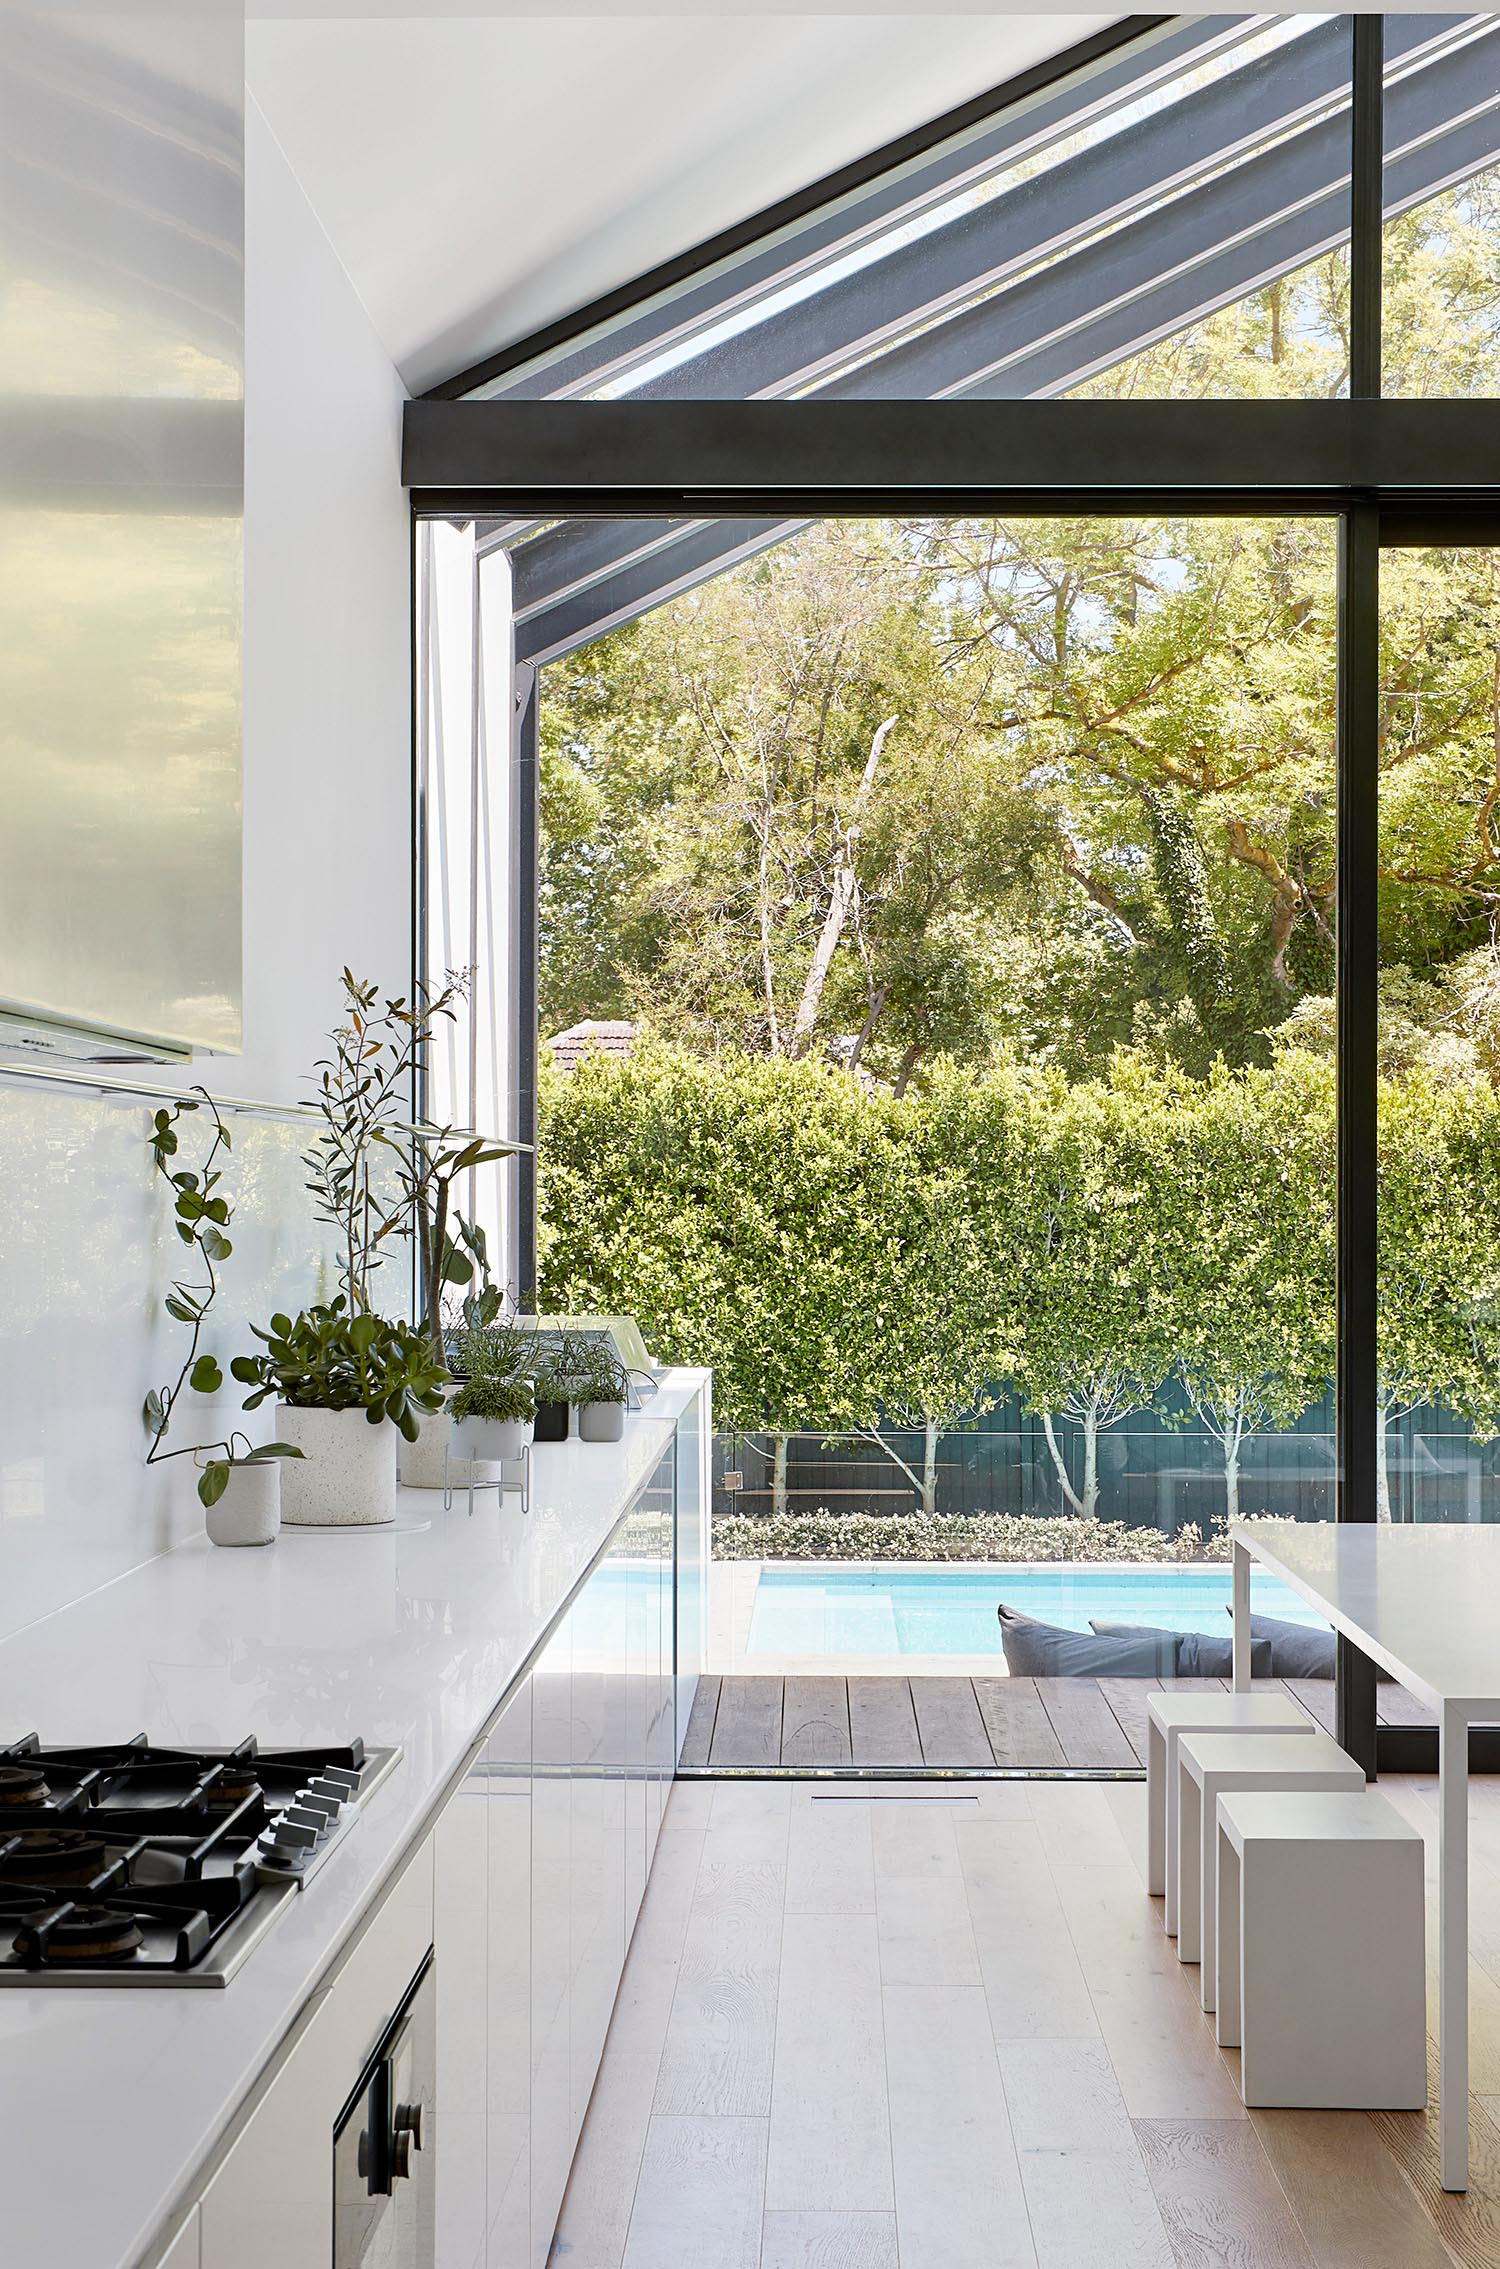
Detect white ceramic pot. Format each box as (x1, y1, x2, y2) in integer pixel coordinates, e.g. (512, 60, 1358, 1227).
(453, 1413, 535, 1463)
(204, 1458, 280, 1548)
(276, 1405, 398, 1527)
(578, 1400, 626, 1444)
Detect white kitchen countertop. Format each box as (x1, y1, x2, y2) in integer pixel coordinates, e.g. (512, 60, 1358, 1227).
(0, 1369, 707, 2269)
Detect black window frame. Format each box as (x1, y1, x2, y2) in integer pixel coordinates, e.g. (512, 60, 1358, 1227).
(410, 16, 1500, 1775)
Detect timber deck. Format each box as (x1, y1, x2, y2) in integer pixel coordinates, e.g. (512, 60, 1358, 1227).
(678, 1672, 1438, 1772)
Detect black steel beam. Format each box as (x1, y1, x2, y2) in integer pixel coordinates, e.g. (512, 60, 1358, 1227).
(405, 397, 1500, 506)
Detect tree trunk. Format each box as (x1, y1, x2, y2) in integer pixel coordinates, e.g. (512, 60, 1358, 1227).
(771, 1431, 789, 1520)
(788, 714, 898, 1058)
(1224, 1431, 1241, 1527)
(1376, 1401, 1393, 1522)
(922, 1418, 940, 1517)
(1041, 1412, 1085, 1516)
(1081, 1405, 1100, 1520)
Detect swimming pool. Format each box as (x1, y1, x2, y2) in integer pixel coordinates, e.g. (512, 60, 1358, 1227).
(745, 1563, 1325, 1658)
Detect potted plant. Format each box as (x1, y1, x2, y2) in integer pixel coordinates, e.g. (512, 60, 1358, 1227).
(530, 1345, 574, 1443)
(142, 1093, 302, 1547)
(447, 1319, 536, 1462)
(232, 1302, 447, 1527)
(573, 1339, 631, 1444)
(301, 971, 510, 1488)
(451, 1372, 536, 1463)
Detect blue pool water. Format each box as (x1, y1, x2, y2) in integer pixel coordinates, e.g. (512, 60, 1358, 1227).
(746, 1565, 1325, 1658)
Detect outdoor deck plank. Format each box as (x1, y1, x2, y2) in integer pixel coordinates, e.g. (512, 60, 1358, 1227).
(909, 1678, 994, 1768)
(1377, 1680, 1438, 1728)
(972, 1676, 1065, 1768)
(1095, 1678, 1160, 1765)
(1034, 1677, 1138, 1769)
(712, 1679, 785, 1768)
(780, 1678, 852, 1767)
(1284, 1677, 1337, 1733)
(847, 1678, 923, 1768)
(678, 1676, 721, 1769)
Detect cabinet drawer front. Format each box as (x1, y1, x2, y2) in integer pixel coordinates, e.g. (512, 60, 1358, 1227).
(199, 1838, 434, 2267)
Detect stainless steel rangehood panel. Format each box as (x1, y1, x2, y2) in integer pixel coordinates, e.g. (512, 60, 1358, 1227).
(0, 7, 245, 1056)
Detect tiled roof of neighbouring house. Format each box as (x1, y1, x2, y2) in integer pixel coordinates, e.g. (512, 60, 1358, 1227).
(548, 1019, 640, 1073)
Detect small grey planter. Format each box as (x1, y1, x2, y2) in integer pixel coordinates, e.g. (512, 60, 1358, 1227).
(453, 1413, 535, 1463)
(205, 1458, 280, 1548)
(578, 1400, 626, 1443)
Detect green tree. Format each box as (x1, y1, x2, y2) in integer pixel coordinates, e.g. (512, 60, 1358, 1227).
(1162, 1054, 1334, 1524)
(1006, 1064, 1177, 1517)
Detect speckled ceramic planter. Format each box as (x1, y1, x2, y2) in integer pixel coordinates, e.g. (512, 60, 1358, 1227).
(397, 1405, 490, 1491)
(204, 1458, 280, 1548)
(276, 1405, 398, 1527)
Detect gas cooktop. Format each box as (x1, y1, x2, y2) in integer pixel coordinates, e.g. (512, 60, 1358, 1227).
(0, 1734, 400, 1987)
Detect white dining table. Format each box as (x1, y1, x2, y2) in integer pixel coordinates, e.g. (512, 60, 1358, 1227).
(1230, 1518, 1500, 2190)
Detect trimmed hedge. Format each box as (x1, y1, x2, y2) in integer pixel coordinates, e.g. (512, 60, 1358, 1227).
(712, 1509, 1228, 1563)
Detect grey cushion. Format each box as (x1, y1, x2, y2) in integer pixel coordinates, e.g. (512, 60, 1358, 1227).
(1223, 1609, 1344, 1679)
(997, 1603, 1178, 1677)
(1090, 1620, 1272, 1679)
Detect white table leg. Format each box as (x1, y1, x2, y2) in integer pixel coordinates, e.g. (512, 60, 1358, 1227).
(1232, 1541, 1251, 1691)
(1147, 1716, 1166, 1898)
(1440, 1700, 1470, 2191)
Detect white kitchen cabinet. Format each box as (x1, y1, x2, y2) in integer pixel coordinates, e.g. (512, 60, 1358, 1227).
(199, 1840, 433, 2268)
(568, 1535, 627, 2140)
(623, 1541, 648, 1939)
(435, 1738, 491, 2269)
(485, 1676, 532, 2269)
(528, 1601, 574, 2268)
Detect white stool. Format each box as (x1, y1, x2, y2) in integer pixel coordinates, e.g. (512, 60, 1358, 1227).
(1176, 1729, 1364, 2010)
(1146, 1692, 1314, 1929)
(1214, 1788, 1426, 2109)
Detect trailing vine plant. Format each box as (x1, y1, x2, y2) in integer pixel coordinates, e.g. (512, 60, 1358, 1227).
(142, 1091, 299, 1508)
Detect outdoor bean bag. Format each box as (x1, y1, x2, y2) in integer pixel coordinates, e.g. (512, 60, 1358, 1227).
(996, 1604, 1275, 1677)
(1090, 1619, 1272, 1679)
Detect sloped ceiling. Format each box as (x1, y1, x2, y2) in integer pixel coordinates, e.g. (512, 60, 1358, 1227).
(246, 12, 1119, 394)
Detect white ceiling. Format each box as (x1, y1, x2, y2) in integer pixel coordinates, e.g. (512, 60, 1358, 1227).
(247, 13, 1118, 394)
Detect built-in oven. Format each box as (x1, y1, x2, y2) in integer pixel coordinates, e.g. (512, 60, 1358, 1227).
(333, 1950, 437, 2267)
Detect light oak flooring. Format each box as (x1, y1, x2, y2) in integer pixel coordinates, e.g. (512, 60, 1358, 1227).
(680, 1672, 1435, 1772)
(552, 1772, 1500, 2269)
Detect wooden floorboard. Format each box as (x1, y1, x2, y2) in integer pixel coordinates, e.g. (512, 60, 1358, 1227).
(972, 1676, 1065, 1769)
(679, 1676, 721, 1768)
(1095, 1677, 1160, 1765)
(909, 1678, 994, 1768)
(781, 1677, 852, 1767)
(847, 1678, 922, 1768)
(701, 1677, 1258, 1771)
(563, 1775, 1500, 2269)
(1035, 1676, 1140, 1769)
(692, 1673, 1443, 1770)
(712, 1679, 785, 1767)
